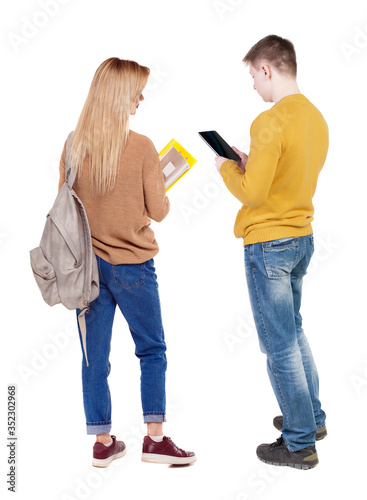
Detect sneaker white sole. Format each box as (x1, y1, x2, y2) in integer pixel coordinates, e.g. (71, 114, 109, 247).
(141, 453, 197, 465)
(92, 448, 127, 468)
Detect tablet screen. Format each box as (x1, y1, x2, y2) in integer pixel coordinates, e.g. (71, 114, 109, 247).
(198, 131, 240, 161)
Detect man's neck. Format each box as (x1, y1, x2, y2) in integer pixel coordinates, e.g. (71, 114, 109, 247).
(272, 79, 301, 103)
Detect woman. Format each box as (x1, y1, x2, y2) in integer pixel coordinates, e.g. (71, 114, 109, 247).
(58, 58, 196, 468)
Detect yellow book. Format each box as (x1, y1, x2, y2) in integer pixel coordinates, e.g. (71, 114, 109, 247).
(159, 139, 197, 192)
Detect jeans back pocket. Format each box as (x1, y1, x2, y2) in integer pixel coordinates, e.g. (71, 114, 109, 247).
(262, 237, 298, 278)
(112, 263, 145, 289)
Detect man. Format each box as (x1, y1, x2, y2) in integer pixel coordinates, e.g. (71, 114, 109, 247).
(215, 35, 328, 469)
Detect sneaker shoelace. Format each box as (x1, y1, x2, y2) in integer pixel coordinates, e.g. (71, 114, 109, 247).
(165, 437, 186, 454)
(269, 435, 285, 450)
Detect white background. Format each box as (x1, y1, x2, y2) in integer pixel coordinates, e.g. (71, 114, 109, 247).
(2, 0, 367, 499)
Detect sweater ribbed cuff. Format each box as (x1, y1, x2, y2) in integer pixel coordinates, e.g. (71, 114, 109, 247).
(220, 159, 238, 177)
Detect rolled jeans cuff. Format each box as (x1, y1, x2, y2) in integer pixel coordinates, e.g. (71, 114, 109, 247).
(143, 413, 166, 423)
(86, 422, 112, 435)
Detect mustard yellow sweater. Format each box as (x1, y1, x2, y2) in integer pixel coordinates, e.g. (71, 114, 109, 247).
(220, 94, 329, 245)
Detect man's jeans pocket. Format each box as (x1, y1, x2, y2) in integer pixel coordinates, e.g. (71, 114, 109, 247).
(112, 263, 145, 288)
(262, 237, 298, 278)
(309, 234, 315, 256)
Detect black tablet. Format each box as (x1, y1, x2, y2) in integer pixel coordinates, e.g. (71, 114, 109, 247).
(198, 130, 241, 162)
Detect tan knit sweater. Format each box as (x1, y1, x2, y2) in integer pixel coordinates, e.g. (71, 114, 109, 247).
(58, 130, 170, 264)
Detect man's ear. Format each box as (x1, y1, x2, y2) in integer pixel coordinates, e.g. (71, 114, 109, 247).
(261, 64, 271, 79)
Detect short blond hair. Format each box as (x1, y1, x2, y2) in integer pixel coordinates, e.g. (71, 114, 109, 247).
(243, 35, 297, 76)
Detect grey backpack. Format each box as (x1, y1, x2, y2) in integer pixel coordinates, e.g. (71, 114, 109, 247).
(30, 131, 99, 366)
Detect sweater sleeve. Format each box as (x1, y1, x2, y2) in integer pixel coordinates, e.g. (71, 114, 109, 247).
(220, 113, 282, 208)
(58, 140, 67, 192)
(143, 156, 170, 222)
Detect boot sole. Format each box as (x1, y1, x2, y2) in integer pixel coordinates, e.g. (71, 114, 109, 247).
(257, 456, 319, 470)
(141, 453, 197, 465)
(92, 448, 127, 467)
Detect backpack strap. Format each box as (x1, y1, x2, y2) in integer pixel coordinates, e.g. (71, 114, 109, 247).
(64, 133, 97, 369)
(77, 306, 90, 367)
(73, 190, 97, 369)
(65, 131, 77, 189)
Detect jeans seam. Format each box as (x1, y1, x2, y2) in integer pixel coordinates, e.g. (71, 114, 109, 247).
(250, 246, 272, 355)
(250, 244, 290, 438)
(105, 390, 110, 423)
(300, 236, 306, 262)
(86, 420, 112, 425)
(271, 364, 289, 435)
(143, 411, 165, 415)
(97, 256, 107, 286)
(105, 362, 111, 422)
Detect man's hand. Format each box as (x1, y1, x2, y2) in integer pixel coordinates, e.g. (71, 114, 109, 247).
(215, 147, 248, 174)
(215, 156, 229, 173)
(232, 146, 248, 173)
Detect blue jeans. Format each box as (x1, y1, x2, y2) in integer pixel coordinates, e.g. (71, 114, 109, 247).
(76, 256, 167, 435)
(244, 234, 326, 451)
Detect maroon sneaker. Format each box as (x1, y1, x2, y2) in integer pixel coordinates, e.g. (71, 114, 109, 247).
(142, 436, 197, 465)
(92, 435, 127, 467)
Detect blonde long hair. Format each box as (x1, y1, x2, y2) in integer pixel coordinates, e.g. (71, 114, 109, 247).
(69, 58, 150, 195)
